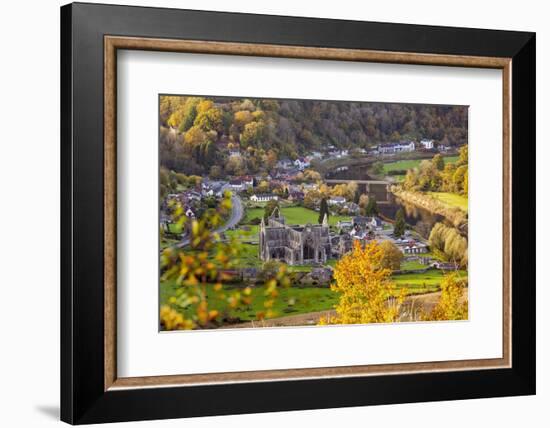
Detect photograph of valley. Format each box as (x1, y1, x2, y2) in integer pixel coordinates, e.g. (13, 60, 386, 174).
(159, 95, 469, 330)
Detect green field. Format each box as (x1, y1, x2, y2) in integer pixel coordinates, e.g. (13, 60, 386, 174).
(244, 206, 350, 227)
(383, 155, 459, 178)
(159, 266, 460, 325)
(427, 191, 468, 212)
(225, 225, 259, 241)
(160, 279, 339, 322)
(392, 269, 467, 288)
(235, 242, 261, 267)
(400, 259, 426, 271)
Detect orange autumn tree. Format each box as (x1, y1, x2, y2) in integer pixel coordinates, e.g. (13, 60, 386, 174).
(320, 240, 405, 325)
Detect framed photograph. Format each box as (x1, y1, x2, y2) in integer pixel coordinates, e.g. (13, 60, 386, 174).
(61, 2, 535, 424)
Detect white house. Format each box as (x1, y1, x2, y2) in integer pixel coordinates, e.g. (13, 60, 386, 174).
(250, 194, 279, 202)
(395, 239, 429, 254)
(328, 149, 349, 158)
(353, 215, 382, 230)
(328, 196, 346, 206)
(294, 158, 310, 170)
(229, 179, 245, 192)
(420, 139, 435, 149)
(378, 141, 416, 154)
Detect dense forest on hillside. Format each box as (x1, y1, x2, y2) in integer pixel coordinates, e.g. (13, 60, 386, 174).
(159, 95, 468, 176)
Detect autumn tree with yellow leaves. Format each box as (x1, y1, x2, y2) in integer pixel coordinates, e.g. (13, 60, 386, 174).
(320, 240, 405, 325)
(160, 193, 289, 330)
(423, 272, 468, 321)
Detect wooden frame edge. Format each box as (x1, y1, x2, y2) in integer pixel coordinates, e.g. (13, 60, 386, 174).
(103, 35, 512, 391)
(110, 357, 508, 390)
(105, 36, 511, 68)
(502, 61, 513, 370)
(104, 36, 117, 390)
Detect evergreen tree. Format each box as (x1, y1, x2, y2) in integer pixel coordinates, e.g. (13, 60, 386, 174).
(263, 200, 280, 223)
(394, 208, 406, 238)
(432, 153, 445, 171)
(364, 197, 379, 216)
(318, 198, 329, 224)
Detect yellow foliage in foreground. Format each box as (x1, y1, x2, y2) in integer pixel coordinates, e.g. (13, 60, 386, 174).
(320, 241, 404, 325)
(160, 193, 290, 331)
(423, 272, 468, 321)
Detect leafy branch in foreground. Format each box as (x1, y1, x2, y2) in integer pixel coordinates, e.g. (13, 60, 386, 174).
(160, 193, 290, 330)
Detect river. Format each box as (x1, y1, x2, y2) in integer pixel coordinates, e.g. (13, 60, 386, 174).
(326, 163, 445, 238)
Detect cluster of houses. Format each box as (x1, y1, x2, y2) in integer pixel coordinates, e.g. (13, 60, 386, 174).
(223, 137, 452, 182)
(393, 237, 429, 254)
(249, 189, 305, 203)
(161, 191, 200, 231)
(215, 137, 452, 204)
(327, 196, 360, 215)
(334, 215, 430, 255)
(336, 216, 382, 241)
(228, 176, 254, 192)
(276, 157, 312, 171)
(275, 148, 349, 171)
(374, 139, 435, 154)
(327, 147, 350, 158)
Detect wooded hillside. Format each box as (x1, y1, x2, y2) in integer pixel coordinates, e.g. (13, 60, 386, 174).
(160, 95, 468, 175)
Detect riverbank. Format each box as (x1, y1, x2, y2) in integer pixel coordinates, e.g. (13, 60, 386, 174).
(391, 187, 467, 229)
(426, 191, 468, 213)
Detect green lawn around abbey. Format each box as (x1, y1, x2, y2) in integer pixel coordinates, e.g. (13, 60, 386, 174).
(244, 205, 350, 227)
(229, 205, 352, 268)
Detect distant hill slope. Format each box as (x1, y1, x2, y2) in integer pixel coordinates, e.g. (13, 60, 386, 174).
(159, 95, 468, 176)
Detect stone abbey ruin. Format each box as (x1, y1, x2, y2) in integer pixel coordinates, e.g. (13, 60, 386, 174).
(259, 208, 351, 265)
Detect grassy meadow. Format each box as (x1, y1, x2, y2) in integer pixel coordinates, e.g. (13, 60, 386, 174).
(159, 266, 461, 323)
(244, 205, 351, 226)
(160, 279, 340, 322)
(427, 191, 468, 212)
(383, 155, 459, 181)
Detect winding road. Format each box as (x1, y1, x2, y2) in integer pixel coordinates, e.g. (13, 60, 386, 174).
(222, 194, 244, 232)
(175, 194, 243, 248)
